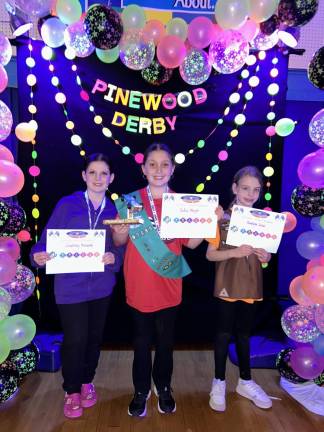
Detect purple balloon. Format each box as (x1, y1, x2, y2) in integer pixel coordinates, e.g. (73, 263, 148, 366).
(0, 251, 17, 285)
(290, 346, 323, 380)
(296, 230, 324, 260)
(297, 149, 324, 189)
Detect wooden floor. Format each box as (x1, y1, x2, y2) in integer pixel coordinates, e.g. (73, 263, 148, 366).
(0, 350, 323, 432)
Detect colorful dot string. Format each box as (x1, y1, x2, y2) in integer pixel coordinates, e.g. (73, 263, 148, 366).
(194, 53, 267, 193)
(40, 45, 86, 158)
(263, 53, 281, 210)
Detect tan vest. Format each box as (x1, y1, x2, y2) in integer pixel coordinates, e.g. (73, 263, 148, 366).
(214, 211, 263, 300)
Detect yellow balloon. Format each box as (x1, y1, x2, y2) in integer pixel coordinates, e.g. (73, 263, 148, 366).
(15, 122, 36, 142)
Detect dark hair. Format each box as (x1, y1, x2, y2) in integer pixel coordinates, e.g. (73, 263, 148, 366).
(232, 165, 263, 187)
(83, 153, 114, 173)
(143, 143, 175, 165)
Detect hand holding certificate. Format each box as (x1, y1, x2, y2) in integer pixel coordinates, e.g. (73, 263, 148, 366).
(226, 205, 286, 253)
(160, 193, 219, 239)
(46, 229, 106, 274)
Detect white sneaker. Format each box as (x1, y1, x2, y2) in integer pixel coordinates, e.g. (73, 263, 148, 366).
(236, 378, 272, 409)
(209, 378, 226, 412)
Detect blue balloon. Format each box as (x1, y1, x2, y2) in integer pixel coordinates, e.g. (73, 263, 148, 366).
(310, 215, 324, 232)
(296, 230, 324, 260)
(312, 334, 324, 356)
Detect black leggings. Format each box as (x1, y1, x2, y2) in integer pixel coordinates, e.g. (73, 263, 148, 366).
(130, 305, 178, 393)
(57, 296, 111, 394)
(214, 297, 257, 381)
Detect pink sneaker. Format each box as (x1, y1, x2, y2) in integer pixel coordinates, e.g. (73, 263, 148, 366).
(64, 393, 83, 418)
(81, 383, 97, 408)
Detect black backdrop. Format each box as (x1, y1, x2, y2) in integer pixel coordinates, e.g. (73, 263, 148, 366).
(16, 39, 289, 344)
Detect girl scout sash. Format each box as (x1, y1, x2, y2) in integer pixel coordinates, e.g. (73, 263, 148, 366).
(115, 190, 191, 279)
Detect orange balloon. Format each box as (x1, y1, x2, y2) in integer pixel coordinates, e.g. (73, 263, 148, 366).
(289, 275, 314, 306)
(302, 266, 324, 304)
(282, 211, 297, 233)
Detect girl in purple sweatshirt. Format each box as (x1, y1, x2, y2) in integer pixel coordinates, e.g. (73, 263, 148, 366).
(31, 153, 124, 418)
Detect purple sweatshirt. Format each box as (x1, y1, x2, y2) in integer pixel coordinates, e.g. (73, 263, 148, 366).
(30, 191, 124, 304)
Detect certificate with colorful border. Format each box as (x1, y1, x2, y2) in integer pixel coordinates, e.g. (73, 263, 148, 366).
(160, 193, 219, 239)
(46, 229, 106, 274)
(226, 206, 286, 253)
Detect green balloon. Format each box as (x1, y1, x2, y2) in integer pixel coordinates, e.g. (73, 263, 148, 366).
(121, 4, 146, 29)
(0, 330, 10, 363)
(56, 0, 82, 25)
(96, 46, 120, 63)
(275, 118, 296, 137)
(0, 314, 36, 350)
(166, 18, 188, 41)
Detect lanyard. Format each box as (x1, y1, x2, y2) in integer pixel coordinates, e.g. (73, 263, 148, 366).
(84, 191, 106, 230)
(146, 185, 168, 239)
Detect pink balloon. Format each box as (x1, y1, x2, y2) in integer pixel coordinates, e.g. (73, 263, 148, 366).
(289, 275, 314, 306)
(143, 19, 166, 45)
(282, 211, 297, 233)
(238, 19, 259, 42)
(306, 257, 322, 271)
(315, 305, 324, 333)
(297, 149, 324, 189)
(188, 16, 214, 49)
(0, 144, 14, 162)
(0, 64, 8, 93)
(0, 251, 17, 285)
(157, 35, 186, 69)
(0, 159, 25, 198)
(210, 24, 224, 42)
(302, 266, 324, 304)
(0, 237, 20, 260)
(290, 346, 323, 380)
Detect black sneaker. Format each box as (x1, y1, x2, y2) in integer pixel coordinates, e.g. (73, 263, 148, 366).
(154, 385, 176, 414)
(128, 390, 151, 417)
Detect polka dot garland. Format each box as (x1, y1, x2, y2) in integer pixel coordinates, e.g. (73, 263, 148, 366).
(195, 60, 264, 193)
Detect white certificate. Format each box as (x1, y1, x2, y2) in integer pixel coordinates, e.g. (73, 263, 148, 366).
(226, 205, 286, 253)
(160, 193, 219, 239)
(46, 229, 106, 274)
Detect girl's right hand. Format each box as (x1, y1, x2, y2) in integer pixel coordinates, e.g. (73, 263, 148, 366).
(232, 244, 253, 258)
(111, 223, 130, 235)
(33, 251, 51, 266)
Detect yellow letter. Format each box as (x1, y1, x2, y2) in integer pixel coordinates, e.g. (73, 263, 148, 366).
(111, 111, 126, 127)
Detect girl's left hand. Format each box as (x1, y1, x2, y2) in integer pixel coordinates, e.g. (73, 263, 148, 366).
(215, 205, 224, 220)
(102, 252, 116, 265)
(253, 248, 271, 263)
